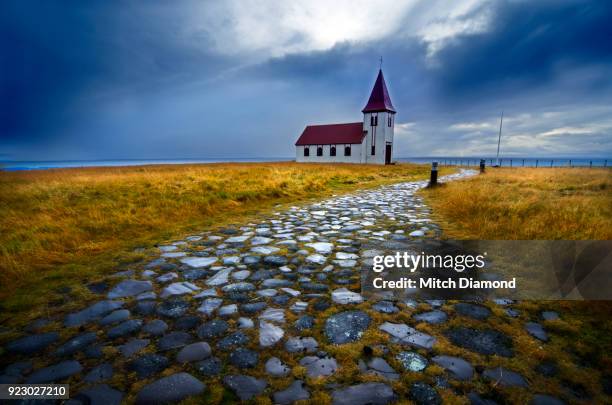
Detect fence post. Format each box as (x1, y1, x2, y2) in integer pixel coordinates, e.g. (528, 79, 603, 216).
(429, 162, 438, 186)
(480, 159, 485, 173)
(536, 159, 539, 168)
(550, 160, 554, 168)
(522, 159, 525, 167)
(510, 159, 513, 167)
(605, 160, 608, 168)
(590, 160, 593, 168)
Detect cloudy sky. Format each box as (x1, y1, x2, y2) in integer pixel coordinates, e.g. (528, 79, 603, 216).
(1, 0, 611, 160)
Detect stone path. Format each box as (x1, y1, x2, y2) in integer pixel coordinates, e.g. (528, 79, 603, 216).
(0, 169, 581, 404)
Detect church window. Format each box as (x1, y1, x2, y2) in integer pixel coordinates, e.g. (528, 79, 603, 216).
(388, 115, 392, 127)
(317, 146, 323, 156)
(344, 146, 351, 156)
(370, 115, 378, 126)
(304, 147, 309, 157)
(330, 146, 336, 156)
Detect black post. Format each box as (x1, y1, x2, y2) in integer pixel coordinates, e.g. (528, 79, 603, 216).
(569, 159, 572, 167)
(479, 159, 485, 173)
(605, 160, 608, 168)
(429, 162, 438, 186)
(522, 159, 525, 167)
(510, 159, 513, 167)
(550, 160, 554, 168)
(590, 160, 593, 168)
(536, 159, 539, 168)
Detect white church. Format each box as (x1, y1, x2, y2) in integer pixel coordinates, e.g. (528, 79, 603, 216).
(295, 68, 396, 165)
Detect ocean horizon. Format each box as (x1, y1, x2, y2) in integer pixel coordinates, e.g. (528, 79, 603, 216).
(1, 156, 609, 171)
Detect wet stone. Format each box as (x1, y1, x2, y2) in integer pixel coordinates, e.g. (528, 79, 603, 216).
(65, 300, 124, 327)
(410, 382, 442, 405)
(74, 384, 123, 405)
(372, 301, 399, 313)
(129, 354, 169, 378)
(414, 310, 448, 324)
(300, 356, 338, 377)
(432, 355, 474, 380)
(260, 308, 286, 323)
(197, 298, 223, 316)
(229, 348, 259, 368)
(360, 357, 399, 380)
(332, 288, 364, 304)
(119, 338, 150, 357)
(223, 374, 267, 401)
(197, 320, 229, 339)
(445, 327, 513, 357)
(4, 361, 32, 377)
(174, 316, 200, 330)
(55, 332, 97, 356)
(295, 315, 315, 331)
(156, 299, 190, 318)
(27, 360, 82, 383)
(262, 278, 292, 288)
(143, 319, 168, 336)
(273, 380, 310, 405)
(526, 322, 548, 342)
(285, 337, 318, 353)
(264, 255, 288, 266)
(325, 310, 371, 344)
(158, 331, 193, 351)
(87, 281, 109, 294)
(176, 342, 212, 363)
(242, 302, 267, 314)
(272, 295, 291, 305)
(265, 357, 291, 377)
(6, 332, 58, 356)
(218, 304, 238, 316)
(483, 367, 528, 387)
(107, 280, 152, 299)
(238, 317, 254, 329)
(301, 282, 329, 292)
(195, 356, 222, 376)
(160, 281, 200, 298)
(218, 331, 249, 350)
(133, 300, 156, 316)
(99, 309, 130, 326)
(331, 382, 397, 405)
(84, 363, 113, 382)
(259, 320, 284, 347)
(379, 322, 436, 350)
(542, 311, 560, 321)
(396, 351, 428, 372)
(454, 303, 492, 320)
(107, 319, 142, 339)
(135, 372, 205, 405)
(221, 282, 255, 293)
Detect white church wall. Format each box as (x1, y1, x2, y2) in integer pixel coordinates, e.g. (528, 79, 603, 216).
(295, 144, 363, 163)
(363, 112, 394, 165)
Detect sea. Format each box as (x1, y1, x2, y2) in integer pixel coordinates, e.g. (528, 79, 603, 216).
(0, 157, 609, 171)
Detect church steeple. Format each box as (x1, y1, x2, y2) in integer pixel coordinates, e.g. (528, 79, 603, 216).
(362, 69, 395, 113)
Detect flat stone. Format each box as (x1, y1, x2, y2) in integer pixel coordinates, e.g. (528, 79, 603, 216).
(396, 351, 428, 372)
(542, 311, 560, 321)
(218, 304, 238, 316)
(331, 382, 397, 405)
(483, 367, 528, 387)
(74, 384, 123, 405)
(175, 316, 200, 330)
(195, 357, 222, 376)
(251, 236, 273, 245)
(454, 303, 491, 320)
(223, 374, 267, 401)
(262, 278, 293, 288)
(409, 230, 425, 237)
(157, 272, 178, 283)
(445, 327, 513, 357)
(361, 357, 399, 380)
(134, 300, 156, 315)
(143, 319, 168, 336)
(129, 354, 169, 378)
(206, 268, 232, 286)
(379, 322, 436, 350)
(158, 331, 193, 351)
(84, 363, 113, 382)
(119, 338, 150, 357)
(107, 280, 152, 299)
(260, 308, 286, 323)
(285, 337, 318, 353)
(156, 299, 190, 318)
(107, 319, 142, 339)
(300, 356, 338, 377)
(197, 320, 229, 339)
(26, 360, 82, 383)
(6, 332, 59, 355)
(372, 301, 399, 313)
(409, 382, 441, 405)
(135, 372, 205, 404)
(259, 320, 284, 347)
(332, 288, 364, 304)
(531, 394, 566, 405)
(526, 322, 548, 341)
(194, 288, 218, 298)
(241, 302, 267, 314)
(414, 310, 448, 324)
(99, 309, 131, 326)
(55, 332, 97, 356)
(306, 254, 327, 264)
(306, 242, 334, 254)
(265, 357, 291, 377)
(251, 246, 280, 255)
(432, 355, 474, 380)
(65, 300, 124, 327)
(180, 257, 218, 268)
(229, 347, 259, 368)
(218, 331, 249, 350)
(232, 270, 251, 280)
(238, 317, 254, 329)
(160, 282, 200, 299)
(325, 311, 371, 344)
(257, 288, 278, 297)
(274, 380, 310, 405)
(197, 298, 223, 316)
(176, 342, 212, 363)
(221, 282, 255, 292)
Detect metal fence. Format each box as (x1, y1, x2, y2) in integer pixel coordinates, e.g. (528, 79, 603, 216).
(440, 159, 609, 168)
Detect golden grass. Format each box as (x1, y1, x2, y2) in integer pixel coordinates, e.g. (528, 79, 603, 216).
(421, 168, 612, 240)
(0, 162, 448, 317)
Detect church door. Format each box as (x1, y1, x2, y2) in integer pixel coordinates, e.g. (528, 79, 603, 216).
(385, 143, 392, 165)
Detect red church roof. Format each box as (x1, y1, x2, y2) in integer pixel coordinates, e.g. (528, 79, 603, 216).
(362, 69, 395, 113)
(295, 122, 365, 146)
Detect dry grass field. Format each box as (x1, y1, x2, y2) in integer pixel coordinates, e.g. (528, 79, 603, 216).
(422, 167, 612, 240)
(0, 162, 448, 316)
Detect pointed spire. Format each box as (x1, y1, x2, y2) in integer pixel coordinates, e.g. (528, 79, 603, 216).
(362, 69, 395, 113)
